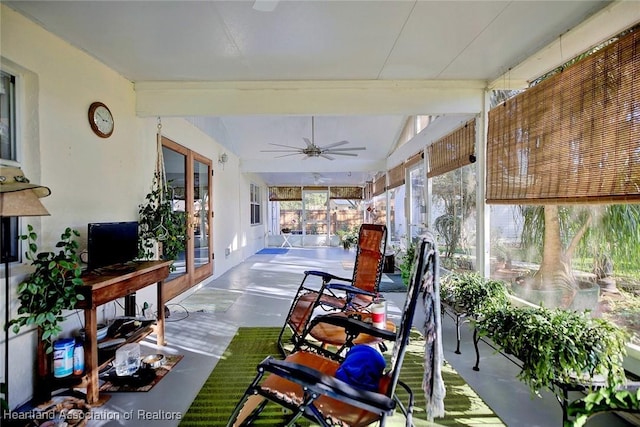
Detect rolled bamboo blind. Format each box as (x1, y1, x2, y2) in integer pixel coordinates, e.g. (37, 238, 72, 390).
(269, 186, 364, 200)
(372, 174, 386, 196)
(330, 186, 364, 199)
(405, 151, 424, 169)
(487, 30, 640, 204)
(427, 119, 476, 178)
(269, 186, 302, 201)
(387, 162, 405, 189)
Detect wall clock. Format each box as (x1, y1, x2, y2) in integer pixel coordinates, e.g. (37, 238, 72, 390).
(88, 102, 114, 138)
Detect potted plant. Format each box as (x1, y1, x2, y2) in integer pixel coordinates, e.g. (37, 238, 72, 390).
(475, 305, 629, 395)
(440, 271, 510, 317)
(138, 171, 187, 268)
(336, 226, 358, 250)
(9, 225, 85, 353)
(397, 240, 416, 286)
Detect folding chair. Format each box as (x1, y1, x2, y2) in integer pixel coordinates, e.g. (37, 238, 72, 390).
(277, 224, 387, 355)
(227, 233, 438, 427)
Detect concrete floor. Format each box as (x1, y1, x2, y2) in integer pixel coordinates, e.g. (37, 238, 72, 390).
(76, 247, 634, 427)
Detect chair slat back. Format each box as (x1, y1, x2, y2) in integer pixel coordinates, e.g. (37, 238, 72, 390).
(351, 224, 387, 293)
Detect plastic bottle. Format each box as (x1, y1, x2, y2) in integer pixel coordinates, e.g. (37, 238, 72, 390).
(53, 338, 75, 378)
(73, 338, 85, 375)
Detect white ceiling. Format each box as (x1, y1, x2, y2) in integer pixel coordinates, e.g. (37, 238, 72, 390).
(7, 0, 634, 186)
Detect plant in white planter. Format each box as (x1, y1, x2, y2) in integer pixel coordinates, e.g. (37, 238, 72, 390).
(9, 226, 85, 353)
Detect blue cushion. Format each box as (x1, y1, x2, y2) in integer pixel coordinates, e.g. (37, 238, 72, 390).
(335, 345, 386, 392)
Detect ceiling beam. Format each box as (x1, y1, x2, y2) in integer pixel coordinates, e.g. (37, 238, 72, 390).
(490, 0, 640, 89)
(135, 80, 486, 117)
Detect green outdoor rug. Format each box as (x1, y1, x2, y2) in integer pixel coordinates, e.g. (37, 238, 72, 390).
(180, 327, 504, 427)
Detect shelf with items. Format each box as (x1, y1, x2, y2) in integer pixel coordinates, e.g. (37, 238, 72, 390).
(34, 260, 173, 406)
(35, 321, 156, 403)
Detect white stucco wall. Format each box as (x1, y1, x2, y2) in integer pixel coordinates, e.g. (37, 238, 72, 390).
(0, 4, 266, 409)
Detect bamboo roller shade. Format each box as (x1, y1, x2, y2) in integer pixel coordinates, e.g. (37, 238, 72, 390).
(329, 186, 363, 200)
(373, 174, 386, 196)
(269, 186, 363, 200)
(269, 186, 302, 201)
(387, 163, 405, 189)
(427, 119, 476, 178)
(487, 29, 640, 205)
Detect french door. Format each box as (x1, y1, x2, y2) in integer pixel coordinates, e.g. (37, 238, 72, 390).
(302, 189, 329, 246)
(161, 136, 213, 301)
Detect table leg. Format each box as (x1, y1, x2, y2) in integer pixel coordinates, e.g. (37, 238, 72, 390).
(84, 308, 98, 404)
(281, 233, 292, 248)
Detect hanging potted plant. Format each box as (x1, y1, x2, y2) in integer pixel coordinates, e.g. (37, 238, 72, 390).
(138, 170, 187, 268)
(9, 225, 85, 353)
(138, 126, 187, 268)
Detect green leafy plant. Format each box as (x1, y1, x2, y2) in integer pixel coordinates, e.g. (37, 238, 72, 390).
(565, 387, 640, 427)
(397, 240, 416, 286)
(9, 225, 85, 353)
(336, 225, 358, 249)
(476, 305, 629, 395)
(138, 171, 187, 267)
(440, 271, 510, 317)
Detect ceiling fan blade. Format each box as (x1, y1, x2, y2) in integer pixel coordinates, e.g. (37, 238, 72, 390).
(324, 152, 358, 157)
(274, 152, 305, 158)
(268, 143, 304, 149)
(261, 149, 302, 153)
(303, 137, 315, 149)
(320, 140, 349, 149)
(325, 146, 366, 151)
(320, 154, 335, 160)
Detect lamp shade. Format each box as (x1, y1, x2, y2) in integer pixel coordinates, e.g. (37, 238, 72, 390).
(0, 167, 50, 217)
(0, 189, 50, 217)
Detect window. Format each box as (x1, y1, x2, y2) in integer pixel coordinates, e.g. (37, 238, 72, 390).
(250, 183, 262, 225)
(0, 70, 19, 263)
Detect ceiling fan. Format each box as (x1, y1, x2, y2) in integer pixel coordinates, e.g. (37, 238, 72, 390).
(261, 117, 366, 160)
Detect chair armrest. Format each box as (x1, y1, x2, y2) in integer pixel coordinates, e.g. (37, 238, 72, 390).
(259, 356, 396, 414)
(304, 270, 353, 283)
(325, 282, 377, 297)
(310, 313, 397, 341)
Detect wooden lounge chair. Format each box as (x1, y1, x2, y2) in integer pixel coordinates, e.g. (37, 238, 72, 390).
(227, 233, 438, 427)
(277, 224, 387, 356)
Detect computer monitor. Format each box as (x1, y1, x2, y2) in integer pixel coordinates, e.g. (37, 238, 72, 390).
(87, 221, 139, 270)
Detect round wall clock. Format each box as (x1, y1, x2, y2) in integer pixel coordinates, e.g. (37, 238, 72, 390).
(88, 101, 114, 138)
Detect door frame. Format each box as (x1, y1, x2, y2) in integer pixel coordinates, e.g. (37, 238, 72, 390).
(301, 188, 329, 247)
(161, 136, 213, 302)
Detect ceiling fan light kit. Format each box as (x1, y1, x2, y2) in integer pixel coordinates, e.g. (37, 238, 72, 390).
(262, 117, 366, 160)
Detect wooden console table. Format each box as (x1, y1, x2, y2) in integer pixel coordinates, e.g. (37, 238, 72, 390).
(37, 260, 173, 405)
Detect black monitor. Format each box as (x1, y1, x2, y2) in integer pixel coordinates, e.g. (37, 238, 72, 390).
(87, 221, 139, 270)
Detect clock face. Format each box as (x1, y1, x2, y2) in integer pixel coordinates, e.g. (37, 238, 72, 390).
(88, 102, 114, 138)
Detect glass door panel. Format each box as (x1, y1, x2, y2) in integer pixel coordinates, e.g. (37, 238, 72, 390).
(302, 190, 329, 246)
(409, 164, 426, 240)
(192, 158, 212, 280)
(162, 145, 187, 282)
